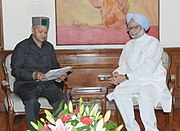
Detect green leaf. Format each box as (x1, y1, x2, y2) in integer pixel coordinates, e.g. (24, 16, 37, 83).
(85, 106, 90, 115)
(76, 125, 91, 131)
(98, 114, 103, 120)
(46, 115, 56, 125)
(70, 119, 79, 126)
(115, 124, 124, 131)
(103, 122, 118, 130)
(79, 98, 83, 105)
(37, 121, 44, 130)
(64, 103, 68, 110)
(57, 110, 65, 118)
(79, 104, 84, 115)
(86, 99, 94, 107)
(83, 110, 86, 116)
(30, 120, 45, 131)
(90, 103, 98, 118)
(77, 113, 82, 119)
(69, 100, 73, 113)
(40, 118, 45, 123)
(104, 110, 111, 122)
(45, 109, 52, 117)
(96, 118, 104, 131)
(95, 112, 102, 120)
(89, 103, 94, 113)
(54, 100, 64, 116)
(72, 126, 77, 131)
(30, 121, 38, 130)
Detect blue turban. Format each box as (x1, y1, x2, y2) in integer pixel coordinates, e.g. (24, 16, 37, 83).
(126, 13, 150, 31)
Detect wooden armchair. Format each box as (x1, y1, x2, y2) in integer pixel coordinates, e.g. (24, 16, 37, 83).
(111, 51, 175, 131)
(1, 53, 68, 131)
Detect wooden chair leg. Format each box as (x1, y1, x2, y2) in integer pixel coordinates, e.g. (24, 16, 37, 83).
(164, 112, 173, 131)
(5, 112, 9, 131)
(115, 105, 126, 131)
(116, 108, 121, 125)
(164, 108, 174, 131)
(101, 96, 106, 116)
(8, 111, 15, 131)
(169, 109, 174, 131)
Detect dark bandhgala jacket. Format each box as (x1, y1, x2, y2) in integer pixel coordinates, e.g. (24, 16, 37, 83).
(11, 35, 60, 92)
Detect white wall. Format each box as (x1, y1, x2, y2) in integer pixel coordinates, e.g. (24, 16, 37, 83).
(160, 0, 180, 47)
(2, 0, 180, 50)
(2, 0, 56, 50)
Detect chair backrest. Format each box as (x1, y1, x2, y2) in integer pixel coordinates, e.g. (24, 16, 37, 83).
(132, 51, 172, 107)
(3, 54, 15, 92)
(3, 51, 170, 93)
(162, 51, 169, 70)
(161, 51, 171, 84)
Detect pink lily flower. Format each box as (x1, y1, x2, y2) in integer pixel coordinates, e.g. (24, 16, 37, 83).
(48, 119, 72, 131)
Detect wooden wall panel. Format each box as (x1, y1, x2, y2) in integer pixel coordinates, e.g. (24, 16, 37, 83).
(0, 48, 180, 111)
(177, 65, 180, 88)
(55, 49, 120, 89)
(165, 48, 180, 108)
(0, 49, 121, 112)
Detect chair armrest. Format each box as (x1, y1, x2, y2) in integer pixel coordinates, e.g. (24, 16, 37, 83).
(2, 80, 11, 94)
(108, 83, 116, 89)
(2, 80, 14, 111)
(2, 80, 10, 89)
(55, 71, 72, 94)
(55, 80, 67, 94)
(168, 75, 176, 106)
(168, 75, 175, 94)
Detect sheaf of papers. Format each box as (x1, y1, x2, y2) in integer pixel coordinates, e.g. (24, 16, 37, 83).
(42, 66, 72, 81)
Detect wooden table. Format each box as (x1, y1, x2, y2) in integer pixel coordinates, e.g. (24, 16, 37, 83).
(70, 87, 107, 116)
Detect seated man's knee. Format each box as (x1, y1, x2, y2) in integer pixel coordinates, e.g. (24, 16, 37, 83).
(138, 94, 151, 103)
(63, 94, 68, 103)
(58, 92, 68, 103)
(114, 94, 133, 101)
(24, 97, 39, 106)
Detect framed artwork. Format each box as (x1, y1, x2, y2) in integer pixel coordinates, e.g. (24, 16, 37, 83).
(55, 0, 159, 45)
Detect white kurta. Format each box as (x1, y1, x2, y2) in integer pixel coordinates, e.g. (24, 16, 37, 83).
(107, 33, 172, 112)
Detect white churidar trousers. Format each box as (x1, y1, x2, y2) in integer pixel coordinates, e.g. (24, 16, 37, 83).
(114, 93, 159, 131)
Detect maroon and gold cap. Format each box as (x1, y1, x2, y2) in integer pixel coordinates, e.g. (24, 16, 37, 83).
(32, 17, 49, 27)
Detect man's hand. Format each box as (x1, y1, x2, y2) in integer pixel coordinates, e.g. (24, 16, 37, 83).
(32, 71, 46, 81)
(111, 72, 127, 85)
(59, 73, 67, 81)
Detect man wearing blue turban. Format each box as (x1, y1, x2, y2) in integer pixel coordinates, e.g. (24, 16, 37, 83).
(107, 13, 172, 131)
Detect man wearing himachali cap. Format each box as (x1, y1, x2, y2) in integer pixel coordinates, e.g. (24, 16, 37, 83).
(107, 13, 172, 131)
(11, 17, 68, 130)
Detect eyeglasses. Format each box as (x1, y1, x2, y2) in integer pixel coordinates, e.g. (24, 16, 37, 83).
(127, 25, 140, 31)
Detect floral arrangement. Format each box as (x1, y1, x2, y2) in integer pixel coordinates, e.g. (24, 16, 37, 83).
(31, 98, 123, 131)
